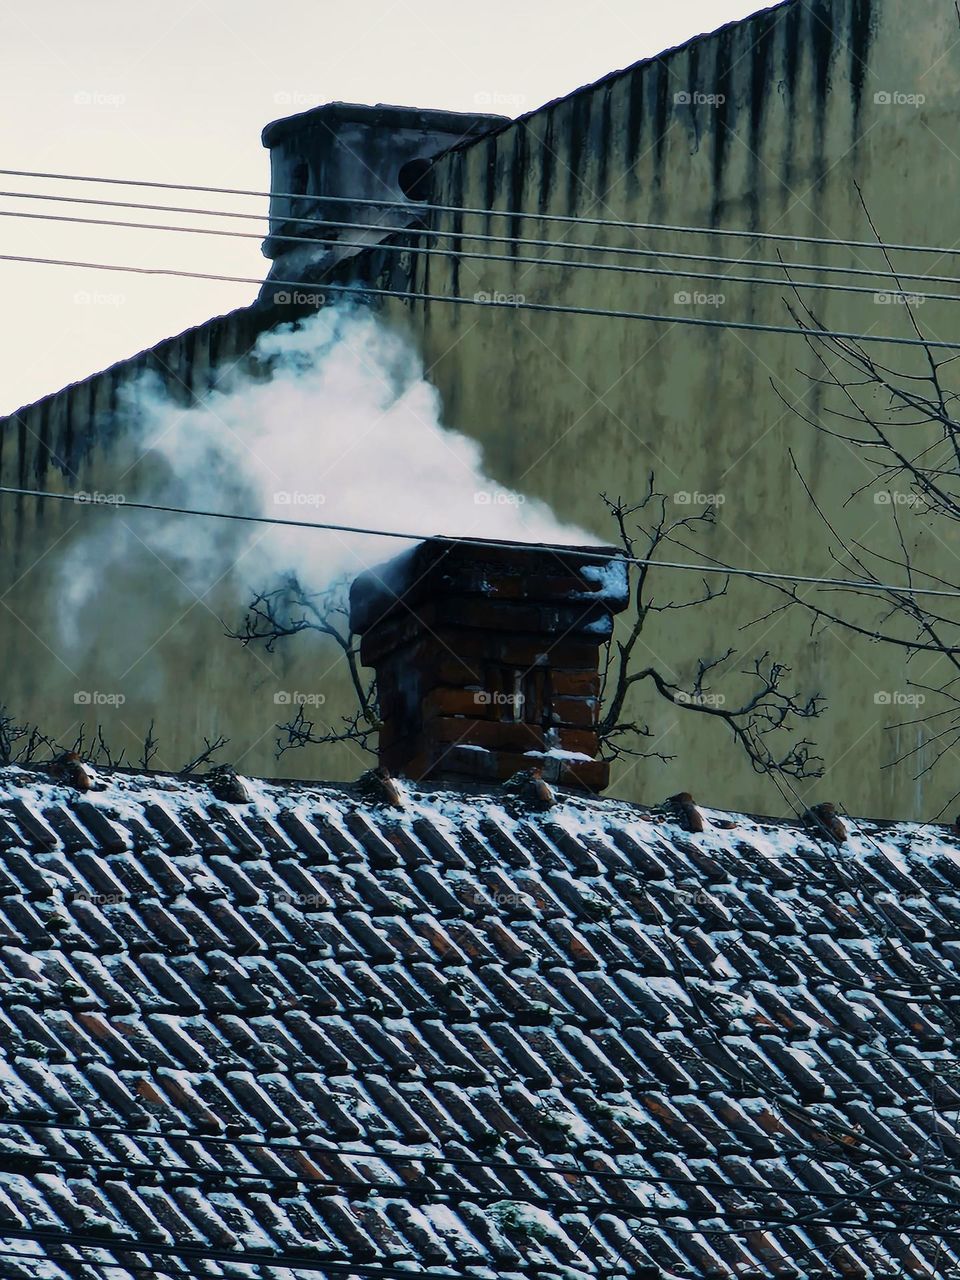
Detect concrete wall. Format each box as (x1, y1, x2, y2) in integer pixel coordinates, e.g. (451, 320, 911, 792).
(0, 300, 376, 782)
(4, 0, 959, 819)
(366, 0, 960, 819)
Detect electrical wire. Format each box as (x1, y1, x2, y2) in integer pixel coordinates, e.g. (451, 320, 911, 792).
(5, 187, 960, 291)
(7, 206, 960, 307)
(6, 165, 960, 260)
(1, 481, 958, 602)
(5, 251, 960, 356)
(1, 168, 957, 1257)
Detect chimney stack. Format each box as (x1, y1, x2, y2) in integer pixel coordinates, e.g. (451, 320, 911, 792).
(259, 102, 507, 295)
(349, 538, 629, 793)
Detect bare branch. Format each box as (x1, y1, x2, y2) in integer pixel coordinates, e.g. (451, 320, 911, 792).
(596, 490, 824, 779)
(180, 735, 229, 775)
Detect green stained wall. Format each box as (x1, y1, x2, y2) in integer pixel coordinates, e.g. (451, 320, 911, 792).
(5, 0, 960, 819)
(371, 0, 960, 819)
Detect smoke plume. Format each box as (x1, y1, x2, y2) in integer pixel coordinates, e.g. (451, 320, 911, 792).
(58, 305, 587, 660)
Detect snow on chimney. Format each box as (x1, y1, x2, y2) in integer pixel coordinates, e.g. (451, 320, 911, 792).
(349, 537, 629, 792)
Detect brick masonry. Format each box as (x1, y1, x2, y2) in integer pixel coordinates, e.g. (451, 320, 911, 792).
(350, 538, 629, 791)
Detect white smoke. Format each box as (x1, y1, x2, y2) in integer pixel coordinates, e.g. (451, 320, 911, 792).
(57, 305, 588, 655)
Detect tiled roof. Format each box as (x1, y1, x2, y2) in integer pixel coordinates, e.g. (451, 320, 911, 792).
(0, 765, 957, 1277)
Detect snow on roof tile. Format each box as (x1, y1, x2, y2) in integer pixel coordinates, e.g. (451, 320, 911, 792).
(0, 764, 956, 1275)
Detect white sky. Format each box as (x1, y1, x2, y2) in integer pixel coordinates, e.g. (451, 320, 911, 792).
(0, 0, 766, 415)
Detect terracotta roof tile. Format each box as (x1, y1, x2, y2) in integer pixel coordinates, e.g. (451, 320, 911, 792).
(0, 766, 955, 1276)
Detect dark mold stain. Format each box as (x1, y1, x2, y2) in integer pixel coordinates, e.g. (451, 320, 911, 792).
(625, 72, 644, 172)
(538, 116, 554, 213)
(688, 40, 702, 155)
(36, 401, 52, 486)
(809, 0, 836, 165)
(16, 411, 28, 564)
(596, 86, 612, 195)
(483, 135, 497, 212)
(510, 126, 527, 251)
(653, 60, 670, 169)
(450, 159, 464, 297)
(208, 324, 221, 374)
(849, 0, 875, 136)
(750, 9, 779, 153)
(781, 0, 803, 105)
(749, 10, 779, 227)
(809, 0, 835, 106)
(710, 27, 735, 217)
(566, 93, 592, 213)
(60, 388, 73, 478)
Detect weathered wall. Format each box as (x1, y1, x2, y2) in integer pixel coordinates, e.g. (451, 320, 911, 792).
(0, 299, 375, 781)
(366, 0, 960, 819)
(4, 0, 959, 819)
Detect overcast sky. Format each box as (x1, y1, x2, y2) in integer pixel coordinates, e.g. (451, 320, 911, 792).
(0, 0, 767, 415)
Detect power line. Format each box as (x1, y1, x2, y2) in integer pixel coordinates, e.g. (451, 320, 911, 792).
(5, 187, 960, 290)
(7, 205, 960, 307)
(5, 165, 960, 260)
(5, 250, 960, 357)
(2, 481, 958, 602)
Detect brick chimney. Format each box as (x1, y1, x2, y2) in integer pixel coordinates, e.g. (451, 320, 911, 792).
(349, 538, 629, 792)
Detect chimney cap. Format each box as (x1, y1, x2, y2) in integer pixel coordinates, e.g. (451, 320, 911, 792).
(348, 537, 629, 793)
(349, 536, 628, 637)
(262, 101, 509, 148)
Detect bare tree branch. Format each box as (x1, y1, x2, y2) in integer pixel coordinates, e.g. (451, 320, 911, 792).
(775, 196, 960, 788)
(597, 489, 824, 778)
(228, 574, 378, 759)
(180, 735, 230, 775)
